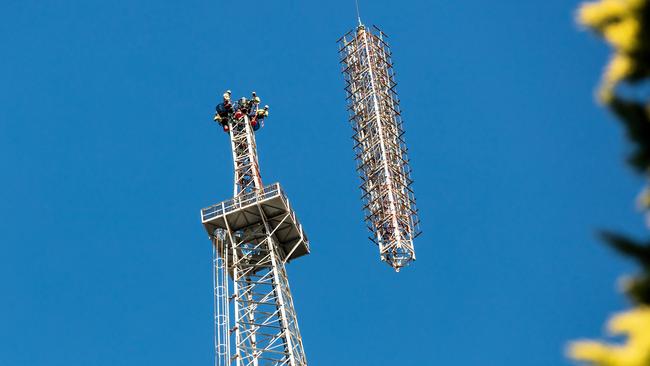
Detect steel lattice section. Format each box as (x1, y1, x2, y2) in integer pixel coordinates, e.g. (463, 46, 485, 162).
(228, 115, 263, 197)
(338, 24, 420, 271)
(202, 105, 309, 366)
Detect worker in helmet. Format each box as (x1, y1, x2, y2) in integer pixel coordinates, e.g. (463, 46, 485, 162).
(251, 105, 269, 131)
(233, 97, 250, 120)
(214, 90, 234, 132)
(218, 90, 233, 114)
(247, 92, 261, 119)
(248, 92, 261, 119)
(251, 91, 261, 106)
(215, 101, 232, 117)
(214, 110, 230, 132)
(214, 103, 230, 127)
(258, 105, 269, 119)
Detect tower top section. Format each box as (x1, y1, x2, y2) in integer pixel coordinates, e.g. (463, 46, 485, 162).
(213, 90, 269, 134)
(338, 24, 421, 271)
(213, 90, 271, 197)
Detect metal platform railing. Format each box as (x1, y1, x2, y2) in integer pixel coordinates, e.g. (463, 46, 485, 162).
(201, 182, 286, 222)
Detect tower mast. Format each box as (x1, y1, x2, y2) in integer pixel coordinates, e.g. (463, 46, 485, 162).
(201, 93, 310, 365)
(338, 24, 421, 271)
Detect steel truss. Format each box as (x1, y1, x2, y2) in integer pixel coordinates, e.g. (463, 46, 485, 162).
(202, 107, 309, 366)
(228, 113, 263, 197)
(338, 24, 421, 271)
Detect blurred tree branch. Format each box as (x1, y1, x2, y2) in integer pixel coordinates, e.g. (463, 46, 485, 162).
(569, 1, 650, 365)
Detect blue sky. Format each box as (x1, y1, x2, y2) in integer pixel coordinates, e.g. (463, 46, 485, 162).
(0, 0, 646, 365)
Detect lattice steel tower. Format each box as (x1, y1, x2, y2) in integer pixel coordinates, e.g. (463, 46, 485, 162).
(201, 92, 309, 366)
(338, 23, 420, 272)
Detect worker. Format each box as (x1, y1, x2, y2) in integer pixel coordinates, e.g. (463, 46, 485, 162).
(258, 105, 269, 119)
(250, 105, 269, 131)
(251, 91, 261, 106)
(233, 97, 249, 120)
(248, 92, 261, 120)
(219, 90, 233, 112)
(214, 92, 234, 132)
(213, 105, 230, 132)
(215, 102, 231, 117)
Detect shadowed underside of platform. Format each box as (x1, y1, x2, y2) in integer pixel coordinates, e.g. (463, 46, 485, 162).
(202, 182, 309, 263)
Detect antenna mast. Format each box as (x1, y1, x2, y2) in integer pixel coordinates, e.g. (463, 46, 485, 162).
(338, 24, 421, 271)
(355, 0, 362, 25)
(202, 92, 310, 365)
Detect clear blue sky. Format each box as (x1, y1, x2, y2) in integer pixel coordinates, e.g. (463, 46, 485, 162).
(0, 0, 646, 365)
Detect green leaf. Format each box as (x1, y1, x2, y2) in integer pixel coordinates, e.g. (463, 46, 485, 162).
(609, 98, 650, 172)
(600, 231, 650, 267)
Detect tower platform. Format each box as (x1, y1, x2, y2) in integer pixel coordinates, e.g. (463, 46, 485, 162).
(201, 182, 310, 262)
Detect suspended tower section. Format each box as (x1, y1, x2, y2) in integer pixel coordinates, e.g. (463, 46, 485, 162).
(338, 23, 420, 272)
(201, 91, 309, 366)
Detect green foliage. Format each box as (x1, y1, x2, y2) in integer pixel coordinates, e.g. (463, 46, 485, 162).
(600, 231, 650, 304)
(569, 1, 650, 365)
(609, 98, 650, 172)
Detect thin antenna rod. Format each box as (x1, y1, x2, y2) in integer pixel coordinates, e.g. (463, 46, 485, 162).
(355, 0, 362, 25)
